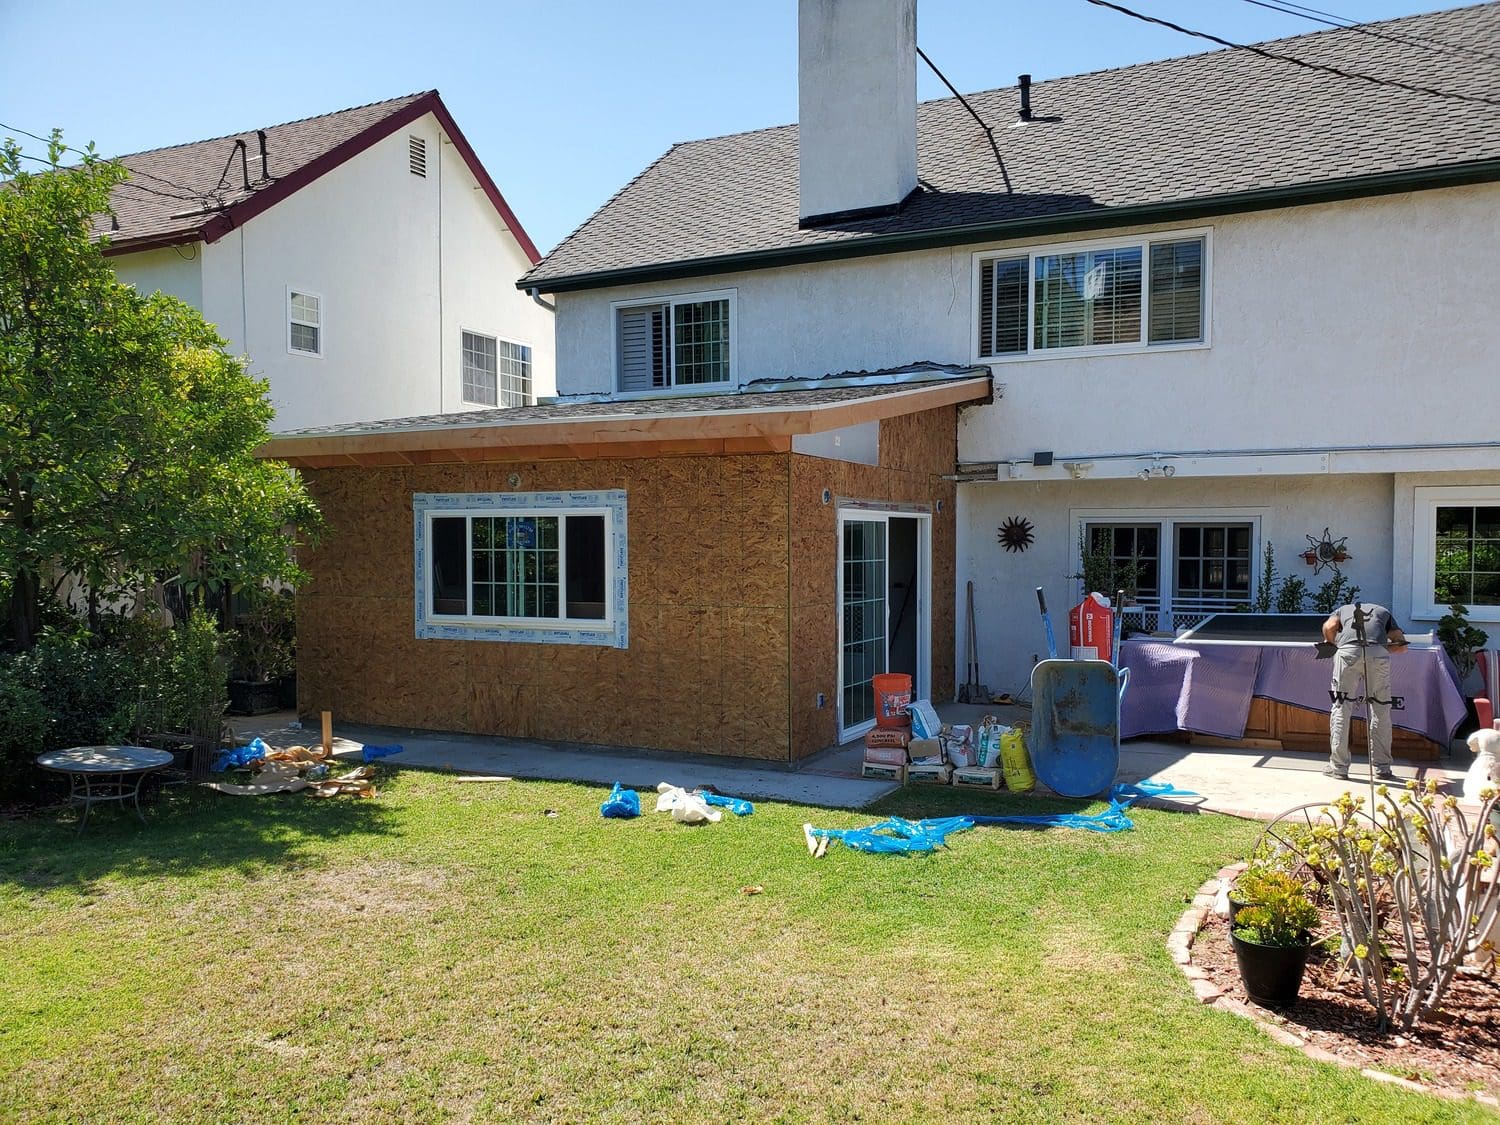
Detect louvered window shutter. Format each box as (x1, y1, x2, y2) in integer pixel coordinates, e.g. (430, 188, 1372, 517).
(618, 305, 668, 391)
(978, 256, 1028, 357)
(1148, 238, 1204, 344)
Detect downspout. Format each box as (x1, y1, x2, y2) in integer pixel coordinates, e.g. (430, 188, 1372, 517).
(437, 132, 444, 414)
(527, 287, 556, 312)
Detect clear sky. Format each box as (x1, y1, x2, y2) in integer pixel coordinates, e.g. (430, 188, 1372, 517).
(0, 0, 1456, 254)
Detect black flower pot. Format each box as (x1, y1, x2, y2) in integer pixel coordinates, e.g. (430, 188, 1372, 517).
(228, 679, 281, 716)
(1230, 930, 1312, 1009)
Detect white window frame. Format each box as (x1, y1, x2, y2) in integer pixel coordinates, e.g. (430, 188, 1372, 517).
(496, 336, 534, 408)
(413, 491, 628, 648)
(1070, 506, 1265, 633)
(1411, 485, 1500, 622)
(971, 227, 1212, 363)
(460, 328, 499, 407)
(286, 286, 323, 358)
(610, 288, 737, 397)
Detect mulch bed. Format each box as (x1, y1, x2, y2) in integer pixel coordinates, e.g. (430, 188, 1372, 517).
(1194, 909, 1500, 1099)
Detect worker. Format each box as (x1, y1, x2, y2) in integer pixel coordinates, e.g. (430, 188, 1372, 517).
(1322, 602, 1408, 781)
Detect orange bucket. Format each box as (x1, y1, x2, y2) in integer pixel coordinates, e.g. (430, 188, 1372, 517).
(872, 673, 914, 729)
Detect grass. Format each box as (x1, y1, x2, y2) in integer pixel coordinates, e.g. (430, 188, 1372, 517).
(1, 770, 1494, 1123)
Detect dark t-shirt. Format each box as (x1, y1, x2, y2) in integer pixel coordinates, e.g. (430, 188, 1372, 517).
(1334, 604, 1400, 655)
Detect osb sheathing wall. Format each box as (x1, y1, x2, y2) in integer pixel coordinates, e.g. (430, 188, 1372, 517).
(297, 455, 795, 760)
(788, 405, 958, 760)
(296, 405, 957, 763)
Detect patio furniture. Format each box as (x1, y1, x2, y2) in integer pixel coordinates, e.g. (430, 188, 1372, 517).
(36, 745, 175, 833)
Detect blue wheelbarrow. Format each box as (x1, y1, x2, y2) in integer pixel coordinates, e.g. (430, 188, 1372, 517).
(1029, 588, 1131, 798)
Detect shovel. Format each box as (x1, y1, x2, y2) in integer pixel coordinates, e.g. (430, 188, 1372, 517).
(957, 580, 990, 704)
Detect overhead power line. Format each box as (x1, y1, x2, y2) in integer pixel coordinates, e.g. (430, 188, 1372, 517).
(1, 120, 208, 201)
(916, 45, 1013, 193)
(1235, 0, 1500, 65)
(1084, 0, 1500, 108)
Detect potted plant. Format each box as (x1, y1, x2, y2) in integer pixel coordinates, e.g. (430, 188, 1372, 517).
(227, 591, 296, 715)
(1229, 868, 1320, 1009)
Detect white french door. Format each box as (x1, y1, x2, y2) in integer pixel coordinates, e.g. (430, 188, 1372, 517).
(836, 507, 931, 743)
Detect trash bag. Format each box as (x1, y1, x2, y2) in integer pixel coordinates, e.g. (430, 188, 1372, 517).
(211, 737, 270, 773)
(600, 783, 641, 819)
(361, 744, 403, 762)
(699, 791, 753, 817)
(654, 783, 721, 824)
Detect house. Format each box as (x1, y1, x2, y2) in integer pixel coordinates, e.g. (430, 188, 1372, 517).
(101, 91, 553, 431)
(262, 0, 1500, 760)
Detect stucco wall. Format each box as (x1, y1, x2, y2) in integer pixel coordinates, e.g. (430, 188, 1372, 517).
(111, 245, 203, 310)
(957, 472, 1397, 695)
(552, 184, 1500, 461)
(186, 111, 549, 432)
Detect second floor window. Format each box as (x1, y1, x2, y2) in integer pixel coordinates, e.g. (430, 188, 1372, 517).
(464, 333, 533, 408)
(615, 291, 733, 392)
(288, 290, 322, 356)
(977, 232, 1206, 360)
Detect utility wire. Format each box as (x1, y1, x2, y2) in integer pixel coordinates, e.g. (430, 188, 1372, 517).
(1085, 0, 1500, 108)
(916, 45, 1013, 193)
(1234, 0, 1500, 65)
(1, 120, 208, 200)
(8, 150, 213, 207)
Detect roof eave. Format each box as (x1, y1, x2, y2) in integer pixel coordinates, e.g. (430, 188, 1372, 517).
(519, 157, 1500, 294)
(256, 376, 991, 468)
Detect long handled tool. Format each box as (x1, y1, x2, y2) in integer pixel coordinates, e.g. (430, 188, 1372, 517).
(958, 580, 990, 703)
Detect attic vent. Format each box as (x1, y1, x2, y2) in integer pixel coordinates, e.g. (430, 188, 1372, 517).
(408, 135, 427, 178)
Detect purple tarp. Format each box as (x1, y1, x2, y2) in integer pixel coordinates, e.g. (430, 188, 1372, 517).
(1120, 638, 1467, 747)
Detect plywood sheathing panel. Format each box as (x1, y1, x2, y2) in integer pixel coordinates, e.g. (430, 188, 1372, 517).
(788, 405, 959, 761)
(296, 454, 793, 761)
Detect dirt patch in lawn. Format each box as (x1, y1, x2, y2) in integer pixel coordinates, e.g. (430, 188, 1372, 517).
(1194, 910, 1500, 1100)
(297, 860, 452, 918)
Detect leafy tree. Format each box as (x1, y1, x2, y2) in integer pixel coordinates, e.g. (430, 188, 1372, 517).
(0, 132, 319, 650)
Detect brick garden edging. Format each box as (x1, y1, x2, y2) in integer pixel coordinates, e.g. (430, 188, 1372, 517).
(1170, 862, 1500, 1110)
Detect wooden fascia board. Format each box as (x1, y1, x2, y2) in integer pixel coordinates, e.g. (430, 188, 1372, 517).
(260, 377, 990, 467)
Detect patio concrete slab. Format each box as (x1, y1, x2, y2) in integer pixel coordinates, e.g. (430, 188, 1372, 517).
(230, 705, 1478, 820)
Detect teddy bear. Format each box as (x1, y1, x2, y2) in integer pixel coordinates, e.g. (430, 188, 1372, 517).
(1464, 726, 1500, 803)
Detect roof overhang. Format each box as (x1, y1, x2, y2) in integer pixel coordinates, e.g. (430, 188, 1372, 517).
(520, 158, 1500, 294)
(102, 92, 541, 263)
(257, 375, 992, 469)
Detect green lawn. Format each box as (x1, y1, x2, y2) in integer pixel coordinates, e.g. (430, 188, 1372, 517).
(1, 770, 1492, 1123)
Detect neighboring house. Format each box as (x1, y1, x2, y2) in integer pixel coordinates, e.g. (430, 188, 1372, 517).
(263, 0, 1500, 759)
(102, 91, 553, 431)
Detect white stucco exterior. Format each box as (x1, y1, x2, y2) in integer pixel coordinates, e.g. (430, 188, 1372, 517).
(551, 183, 1500, 696)
(109, 111, 553, 432)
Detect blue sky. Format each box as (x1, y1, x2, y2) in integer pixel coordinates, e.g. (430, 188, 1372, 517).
(0, 0, 1452, 253)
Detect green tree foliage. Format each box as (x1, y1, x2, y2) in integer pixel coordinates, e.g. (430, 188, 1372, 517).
(0, 132, 319, 650)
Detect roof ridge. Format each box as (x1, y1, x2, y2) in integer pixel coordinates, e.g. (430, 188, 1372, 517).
(112, 90, 435, 163)
(655, 2, 1492, 152)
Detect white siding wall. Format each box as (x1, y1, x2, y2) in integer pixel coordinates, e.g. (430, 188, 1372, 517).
(111, 245, 204, 310)
(961, 473, 1399, 695)
(554, 184, 1500, 460)
(132, 112, 550, 433)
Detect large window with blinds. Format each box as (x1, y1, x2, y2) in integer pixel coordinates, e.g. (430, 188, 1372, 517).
(614, 289, 735, 392)
(975, 230, 1208, 360)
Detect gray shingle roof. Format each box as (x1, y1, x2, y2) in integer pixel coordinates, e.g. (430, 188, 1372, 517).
(95, 92, 431, 249)
(522, 4, 1500, 290)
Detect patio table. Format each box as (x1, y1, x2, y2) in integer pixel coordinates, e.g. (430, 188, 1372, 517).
(36, 745, 175, 832)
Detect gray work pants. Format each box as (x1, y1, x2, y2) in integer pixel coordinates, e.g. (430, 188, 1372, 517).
(1329, 648, 1393, 771)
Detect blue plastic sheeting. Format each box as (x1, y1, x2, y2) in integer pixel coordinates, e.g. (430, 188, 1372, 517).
(361, 744, 404, 762)
(211, 737, 269, 773)
(807, 779, 1197, 855)
(601, 783, 641, 819)
(700, 791, 754, 817)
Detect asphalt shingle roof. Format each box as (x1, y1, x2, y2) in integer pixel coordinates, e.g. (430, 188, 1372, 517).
(94, 92, 431, 248)
(522, 4, 1500, 289)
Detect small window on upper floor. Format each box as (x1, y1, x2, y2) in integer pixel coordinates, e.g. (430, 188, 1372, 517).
(614, 290, 734, 392)
(976, 231, 1207, 361)
(463, 332, 533, 408)
(409, 135, 427, 177)
(288, 289, 322, 357)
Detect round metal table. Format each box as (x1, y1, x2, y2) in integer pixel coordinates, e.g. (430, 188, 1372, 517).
(36, 745, 175, 832)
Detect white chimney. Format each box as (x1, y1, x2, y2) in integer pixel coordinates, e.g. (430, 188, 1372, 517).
(798, 0, 918, 225)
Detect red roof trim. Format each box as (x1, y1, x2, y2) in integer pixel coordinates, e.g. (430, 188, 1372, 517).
(176, 91, 540, 263)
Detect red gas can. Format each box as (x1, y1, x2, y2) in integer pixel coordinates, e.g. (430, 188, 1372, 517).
(1069, 593, 1114, 662)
